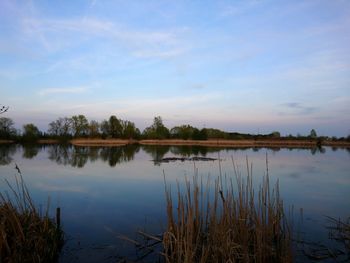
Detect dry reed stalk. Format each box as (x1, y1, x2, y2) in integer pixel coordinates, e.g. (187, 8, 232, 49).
(0, 174, 63, 263)
(163, 157, 292, 263)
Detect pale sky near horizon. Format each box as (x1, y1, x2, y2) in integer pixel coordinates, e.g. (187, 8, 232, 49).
(1, 0, 349, 136)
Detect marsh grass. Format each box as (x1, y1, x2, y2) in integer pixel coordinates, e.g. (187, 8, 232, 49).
(162, 157, 292, 263)
(0, 174, 63, 263)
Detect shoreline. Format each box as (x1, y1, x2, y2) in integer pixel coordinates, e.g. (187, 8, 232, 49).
(1, 138, 349, 148)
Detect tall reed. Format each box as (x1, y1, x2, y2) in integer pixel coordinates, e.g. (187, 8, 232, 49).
(0, 174, 63, 263)
(162, 157, 292, 263)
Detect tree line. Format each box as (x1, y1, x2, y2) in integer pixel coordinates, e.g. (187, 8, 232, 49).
(0, 114, 349, 143)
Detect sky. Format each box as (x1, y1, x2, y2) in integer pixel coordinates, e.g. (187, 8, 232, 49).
(0, 0, 349, 137)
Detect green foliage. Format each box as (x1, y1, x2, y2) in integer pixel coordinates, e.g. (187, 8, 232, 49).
(142, 116, 170, 139)
(109, 115, 123, 138)
(170, 125, 195, 140)
(192, 128, 208, 140)
(22, 123, 41, 142)
(71, 115, 89, 137)
(121, 120, 140, 139)
(270, 131, 281, 138)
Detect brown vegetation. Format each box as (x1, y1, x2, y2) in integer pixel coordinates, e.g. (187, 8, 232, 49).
(161, 159, 292, 262)
(0, 175, 63, 263)
(70, 138, 135, 146)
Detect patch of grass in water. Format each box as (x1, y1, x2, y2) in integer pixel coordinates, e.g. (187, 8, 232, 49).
(162, 157, 293, 263)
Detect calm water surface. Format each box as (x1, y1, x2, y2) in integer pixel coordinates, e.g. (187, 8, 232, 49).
(0, 144, 349, 262)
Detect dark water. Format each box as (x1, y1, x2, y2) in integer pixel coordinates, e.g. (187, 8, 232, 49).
(0, 144, 349, 262)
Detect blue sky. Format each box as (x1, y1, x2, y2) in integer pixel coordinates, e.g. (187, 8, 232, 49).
(1, 0, 349, 136)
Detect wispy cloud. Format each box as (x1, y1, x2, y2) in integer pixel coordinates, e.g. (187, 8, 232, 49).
(38, 87, 88, 96)
(278, 102, 318, 116)
(20, 16, 188, 59)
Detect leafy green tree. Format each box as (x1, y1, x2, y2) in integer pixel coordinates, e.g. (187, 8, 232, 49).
(71, 115, 89, 137)
(192, 128, 207, 140)
(0, 117, 16, 139)
(143, 116, 170, 139)
(270, 131, 281, 138)
(109, 115, 123, 138)
(170, 125, 194, 140)
(22, 123, 41, 142)
(121, 120, 140, 139)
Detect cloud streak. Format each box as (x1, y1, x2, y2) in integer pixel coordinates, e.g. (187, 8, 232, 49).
(38, 87, 88, 96)
(278, 102, 318, 116)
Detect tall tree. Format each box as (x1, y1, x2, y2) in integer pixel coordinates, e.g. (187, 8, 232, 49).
(71, 115, 89, 137)
(48, 117, 72, 137)
(100, 120, 110, 138)
(121, 120, 140, 139)
(22, 123, 41, 141)
(109, 115, 122, 138)
(143, 116, 169, 139)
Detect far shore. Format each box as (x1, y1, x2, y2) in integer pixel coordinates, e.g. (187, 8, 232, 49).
(1, 138, 350, 148)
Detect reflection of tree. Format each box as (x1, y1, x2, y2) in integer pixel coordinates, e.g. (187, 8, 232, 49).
(142, 145, 170, 165)
(100, 145, 139, 167)
(48, 144, 72, 166)
(22, 144, 40, 159)
(310, 146, 326, 155)
(47, 145, 140, 168)
(170, 146, 210, 157)
(70, 146, 89, 168)
(0, 144, 16, 165)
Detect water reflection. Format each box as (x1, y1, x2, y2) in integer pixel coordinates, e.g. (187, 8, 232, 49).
(0, 144, 16, 165)
(22, 144, 40, 159)
(0, 144, 342, 168)
(142, 145, 171, 165)
(47, 144, 140, 168)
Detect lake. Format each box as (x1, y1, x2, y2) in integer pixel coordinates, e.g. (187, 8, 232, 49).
(0, 144, 349, 262)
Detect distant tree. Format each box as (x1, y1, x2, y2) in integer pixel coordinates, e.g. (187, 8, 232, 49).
(270, 131, 281, 138)
(143, 116, 170, 139)
(48, 117, 72, 137)
(309, 129, 317, 139)
(22, 123, 41, 142)
(0, 117, 16, 139)
(121, 120, 140, 139)
(170, 125, 194, 140)
(109, 115, 123, 138)
(88, 120, 100, 138)
(100, 120, 110, 138)
(205, 128, 226, 139)
(71, 115, 89, 137)
(192, 128, 207, 140)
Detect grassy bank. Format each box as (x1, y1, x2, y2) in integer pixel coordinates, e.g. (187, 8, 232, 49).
(2, 138, 350, 148)
(160, 159, 292, 262)
(0, 175, 63, 263)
